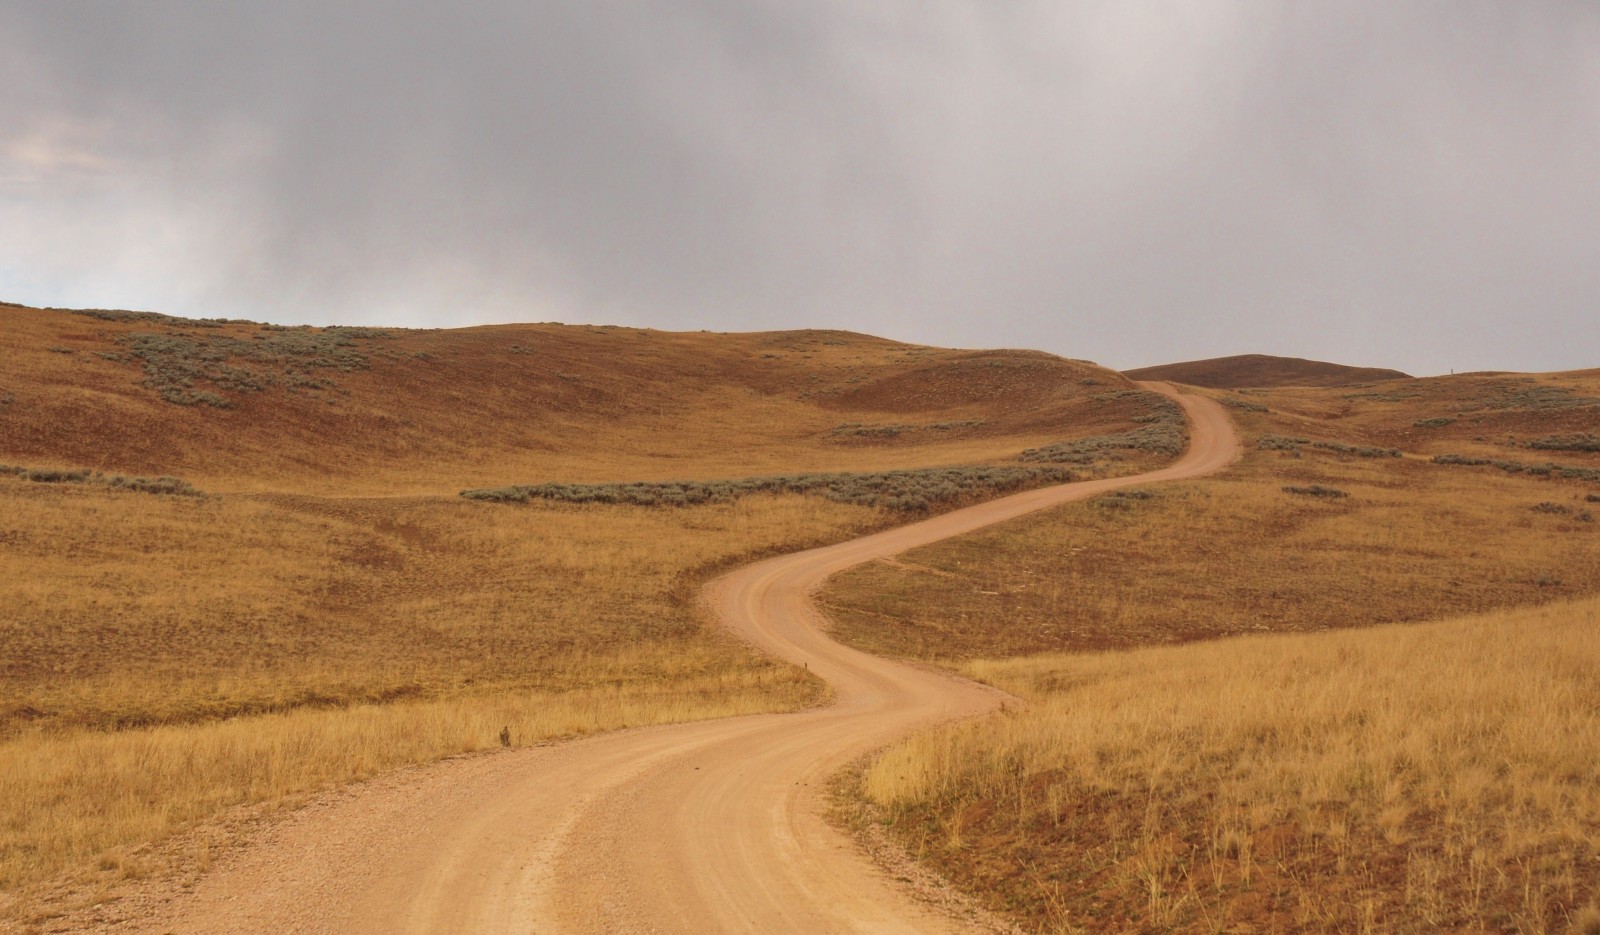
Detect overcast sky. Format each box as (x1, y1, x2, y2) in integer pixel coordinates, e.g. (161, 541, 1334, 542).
(3, 3, 1597, 375)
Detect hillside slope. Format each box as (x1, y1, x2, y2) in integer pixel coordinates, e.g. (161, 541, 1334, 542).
(3, 302, 1143, 494)
(1125, 353, 1411, 388)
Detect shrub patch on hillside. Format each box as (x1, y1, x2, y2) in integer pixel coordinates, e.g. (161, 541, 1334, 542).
(0, 463, 202, 496)
(1342, 391, 1420, 402)
(1433, 454, 1600, 483)
(1019, 392, 1185, 463)
(1283, 484, 1349, 499)
(68, 308, 241, 327)
(1526, 433, 1600, 453)
(117, 326, 391, 406)
(1258, 435, 1400, 458)
(1472, 382, 1600, 412)
(462, 465, 1076, 512)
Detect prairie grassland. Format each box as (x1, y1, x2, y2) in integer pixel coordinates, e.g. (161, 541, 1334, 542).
(0, 478, 885, 908)
(862, 598, 1600, 933)
(0, 479, 899, 733)
(0, 305, 1179, 920)
(822, 425, 1600, 659)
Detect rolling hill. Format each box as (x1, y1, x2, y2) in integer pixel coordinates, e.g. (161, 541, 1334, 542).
(1125, 352, 1411, 388)
(2, 301, 1150, 495)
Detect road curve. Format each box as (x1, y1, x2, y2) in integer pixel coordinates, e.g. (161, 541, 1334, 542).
(130, 383, 1238, 935)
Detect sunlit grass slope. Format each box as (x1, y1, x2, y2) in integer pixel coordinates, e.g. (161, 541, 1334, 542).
(863, 599, 1600, 933)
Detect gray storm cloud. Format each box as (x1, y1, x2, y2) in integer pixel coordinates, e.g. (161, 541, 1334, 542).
(2, 2, 1597, 375)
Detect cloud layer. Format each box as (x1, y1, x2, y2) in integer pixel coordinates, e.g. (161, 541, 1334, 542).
(3, 2, 1598, 374)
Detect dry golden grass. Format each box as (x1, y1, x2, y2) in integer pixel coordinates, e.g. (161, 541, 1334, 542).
(1, 663, 813, 904)
(0, 481, 883, 900)
(822, 432, 1600, 659)
(863, 598, 1600, 933)
(826, 385, 1600, 932)
(0, 480, 890, 736)
(0, 303, 1173, 919)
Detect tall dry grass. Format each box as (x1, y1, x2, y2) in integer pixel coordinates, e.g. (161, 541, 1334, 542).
(864, 598, 1600, 933)
(0, 654, 809, 904)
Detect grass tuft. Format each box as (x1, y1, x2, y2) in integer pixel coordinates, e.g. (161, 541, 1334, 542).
(1573, 905, 1600, 935)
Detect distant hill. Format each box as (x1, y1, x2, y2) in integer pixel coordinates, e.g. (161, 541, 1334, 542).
(1125, 354, 1411, 389)
(0, 301, 1151, 495)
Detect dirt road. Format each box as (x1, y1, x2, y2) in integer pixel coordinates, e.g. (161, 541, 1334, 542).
(129, 383, 1238, 934)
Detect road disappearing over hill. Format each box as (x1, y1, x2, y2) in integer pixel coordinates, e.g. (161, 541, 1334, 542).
(134, 383, 1238, 934)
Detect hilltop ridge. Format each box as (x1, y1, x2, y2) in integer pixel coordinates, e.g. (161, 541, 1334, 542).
(1125, 352, 1411, 388)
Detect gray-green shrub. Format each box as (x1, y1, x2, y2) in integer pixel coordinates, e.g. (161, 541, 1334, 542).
(0, 463, 201, 496)
(461, 465, 1076, 513)
(1283, 484, 1349, 499)
(1021, 393, 1185, 463)
(119, 327, 389, 406)
(1527, 433, 1600, 453)
(1432, 454, 1600, 483)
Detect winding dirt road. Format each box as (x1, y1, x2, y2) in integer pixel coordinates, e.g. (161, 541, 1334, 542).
(127, 383, 1237, 934)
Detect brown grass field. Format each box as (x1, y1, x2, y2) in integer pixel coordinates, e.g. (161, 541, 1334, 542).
(0, 302, 1170, 925)
(826, 370, 1600, 933)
